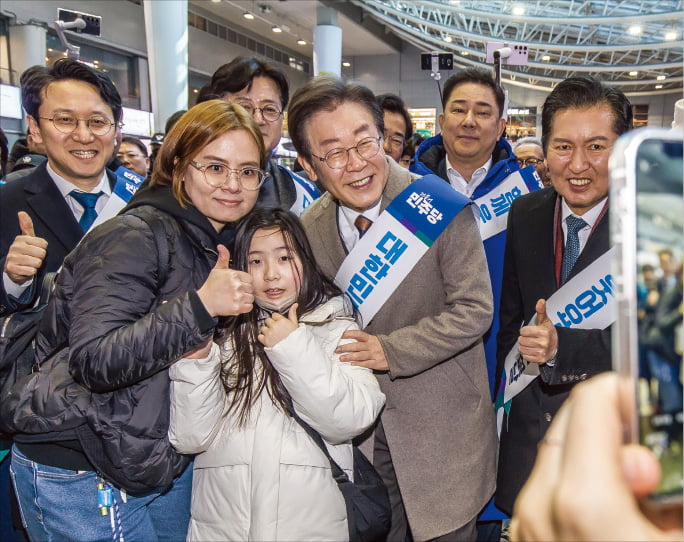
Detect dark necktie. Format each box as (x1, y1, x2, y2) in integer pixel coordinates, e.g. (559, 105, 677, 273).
(561, 215, 588, 285)
(70, 191, 104, 232)
(354, 215, 373, 238)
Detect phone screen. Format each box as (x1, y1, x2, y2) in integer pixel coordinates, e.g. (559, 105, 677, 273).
(634, 135, 683, 500)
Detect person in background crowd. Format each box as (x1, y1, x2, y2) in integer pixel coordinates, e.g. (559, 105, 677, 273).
(117, 135, 150, 177)
(8, 98, 264, 540)
(0, 128, 7, 180)
(209, 56, 318, 215)
(496, 75, 633, 516)
(289, 75, 497, 541)
(510, 372, 683, 542)
(4, 129, 47, 183)
(169, 207, 385, 541)
(398, 133, 425, 169)
(376, 93, 413, 163)
(513, 136, 552, 187)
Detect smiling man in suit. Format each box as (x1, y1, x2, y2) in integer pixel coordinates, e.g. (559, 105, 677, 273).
(288, 76, 497, 541)
(0, 59, 123, 316)
(495, 76, 633, 515)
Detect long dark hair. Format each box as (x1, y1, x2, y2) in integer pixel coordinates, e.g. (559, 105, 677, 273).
(217, 208, 343, 424)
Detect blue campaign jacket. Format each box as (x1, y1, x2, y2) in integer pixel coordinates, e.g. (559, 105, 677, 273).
(412, 135, 527, 398)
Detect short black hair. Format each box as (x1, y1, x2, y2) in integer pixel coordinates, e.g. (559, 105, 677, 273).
(164, 110, 187, 134)
(376, 93, 413, 139)
(211, 56, 289, 109)
(441, 68, 505, 117)
(121, 136, 148, 157)
(288, 76, 383, 163)
(20, 58, 123, 125)
(541, 76, 632, 152)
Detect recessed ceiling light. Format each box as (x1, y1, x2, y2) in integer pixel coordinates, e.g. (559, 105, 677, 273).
(665, 31, 677, 40)
(541, 55, 551, 61)
(629, 71, 638, 76)
(628, 25, 642, 36)
(655, 84, 663, 89)
(243, 12, 254, 20)
(461, 51, 469, 56)
(193, 88, 198, 93)
(342, 61, 351, 67)
(657, 75, 666, 80)
(444, 35, 453, 43)
(210, 0, 221, 3)
(297, 38, 307, 45)
(512, 5, 525, 15)
(272, 26, 282, 33)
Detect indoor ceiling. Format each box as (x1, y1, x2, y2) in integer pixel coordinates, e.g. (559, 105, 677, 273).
(193, 0, 683, 95)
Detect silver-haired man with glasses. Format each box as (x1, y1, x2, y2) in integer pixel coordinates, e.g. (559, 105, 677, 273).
(0, 58, 130, 317)
(289, 76, 497, 542)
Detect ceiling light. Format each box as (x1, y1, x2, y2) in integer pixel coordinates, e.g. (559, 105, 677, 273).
(629, 71, 638, 76)
(657, 75, 666, 80)
(628, 25, 642, 36)
(193, 88, 198, 93)
(541, 55, 551, 61)
(272, 26, 282, 33)
(297, 38, 307, 45)
(461, 51, 469, 56)
(512, 5, 525, 16)
(665, 31, 677, 40)
(342, 61, 351, 67)
(444, 35, 453, 43)
(210, 0, 221, 3)
(655, 84, 663, 89)
(243, 12, 255, 20)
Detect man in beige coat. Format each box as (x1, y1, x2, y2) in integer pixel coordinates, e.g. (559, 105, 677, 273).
(288, 76, 498, 541)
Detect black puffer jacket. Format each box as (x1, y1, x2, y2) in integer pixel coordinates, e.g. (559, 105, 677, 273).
(11, 184, 235, 493)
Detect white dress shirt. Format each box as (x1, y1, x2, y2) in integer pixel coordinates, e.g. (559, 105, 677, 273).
(338, 200, 382, 252)
(560, 197, 607, 254)
(445, 155, 493, 198)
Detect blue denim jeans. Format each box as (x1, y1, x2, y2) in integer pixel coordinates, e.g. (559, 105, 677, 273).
(10, 445, 191, 541)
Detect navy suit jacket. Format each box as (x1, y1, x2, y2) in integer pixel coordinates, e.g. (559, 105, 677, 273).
(494, 186, 612, 514)
(0, 162, 116, 315)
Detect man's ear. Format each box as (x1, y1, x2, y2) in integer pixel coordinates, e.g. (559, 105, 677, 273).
(438, 113, 445, 132)
(26, 116, 44, 146)
(498, 117, 507, 139)
(298, 155, 318, 183)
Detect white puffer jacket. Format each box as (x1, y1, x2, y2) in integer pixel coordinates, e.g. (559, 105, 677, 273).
(169, 297, 386, 541)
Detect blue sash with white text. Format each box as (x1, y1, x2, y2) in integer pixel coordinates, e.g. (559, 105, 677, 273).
(286, 169, 319, 216)
(495, 247, 616, 434)
(335, 175, 469, 325)
(89, 166, 145, 231)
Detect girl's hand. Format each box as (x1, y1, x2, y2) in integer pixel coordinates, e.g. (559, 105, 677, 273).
(258, 304, 299, 348)
(184, 337, 214, 359)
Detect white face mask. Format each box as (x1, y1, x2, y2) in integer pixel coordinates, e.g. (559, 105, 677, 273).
(254, 292, 297, 314)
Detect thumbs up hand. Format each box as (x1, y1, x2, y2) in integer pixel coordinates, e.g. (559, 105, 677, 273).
(258, 303, 299, 348)
(197, 244, 254, 317)
(4, 212, 49, 285)
(518, 298, 559, 365)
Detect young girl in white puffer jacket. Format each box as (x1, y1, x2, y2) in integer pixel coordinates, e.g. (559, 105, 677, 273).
(169, 208, 385, 541)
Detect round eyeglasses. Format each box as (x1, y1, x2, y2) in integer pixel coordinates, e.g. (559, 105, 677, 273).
(311, 136, 382, 170)
(40, 114, 120, 136)
(517, 157, 544, 167)
(190, 161, 269, 191)
(233, 100, 283, 123)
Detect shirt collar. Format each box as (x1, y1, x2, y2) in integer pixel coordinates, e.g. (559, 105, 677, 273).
(560, 197, 607, 229)
(339, 199, 382, 230)
(47, 162, 112, 197)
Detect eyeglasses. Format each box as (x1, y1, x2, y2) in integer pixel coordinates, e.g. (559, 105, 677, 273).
(384, 134, 405, 149)
(233, 100, 282, 122)
(311, 137, 382, 170)
(117, 152, 146, 161)
(517, 157, 544, 167)
(190, 161, 268, 191)
(40, 114, 120, 136)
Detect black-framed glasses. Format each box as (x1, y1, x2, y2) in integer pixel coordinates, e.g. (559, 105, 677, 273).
(233, 100, 282, 122)
(40, 113, 120, 136)
(311, 136, 382, 170)
(190, 161, 269, 191)
(517, 157, 544, 167)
